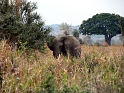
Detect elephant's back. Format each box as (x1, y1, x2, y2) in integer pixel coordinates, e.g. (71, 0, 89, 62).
(62, 36, 80, 48)
(56, 35, 80, 46)
(66, 36, 80, 45)
(64, 36, 81, 57)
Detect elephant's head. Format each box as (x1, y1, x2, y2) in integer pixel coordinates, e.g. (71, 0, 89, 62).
(52, 39, 63, 58)
(47, 36, 66, 58)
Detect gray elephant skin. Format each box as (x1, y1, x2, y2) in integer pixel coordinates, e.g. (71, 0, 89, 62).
(48, 35, 81, 59)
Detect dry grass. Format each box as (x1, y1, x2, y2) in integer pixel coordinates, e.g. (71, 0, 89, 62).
(0, 40, 124, 93)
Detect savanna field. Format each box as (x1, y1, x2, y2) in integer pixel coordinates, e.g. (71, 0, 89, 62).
(0, 40, 124, 93)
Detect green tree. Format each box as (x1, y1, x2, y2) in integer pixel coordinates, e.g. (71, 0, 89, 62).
(79, 13, 124, 45)
(0, 0, 51, 50)
(72, 29, 80, 39)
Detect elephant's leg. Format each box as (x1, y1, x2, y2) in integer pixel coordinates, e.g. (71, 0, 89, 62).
(61, 47, 68, 57)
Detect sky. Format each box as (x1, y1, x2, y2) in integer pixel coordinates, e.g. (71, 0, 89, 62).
(29, 0, 124, 25)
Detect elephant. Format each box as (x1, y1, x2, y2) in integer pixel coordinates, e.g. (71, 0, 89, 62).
(47, 35, 81, 59)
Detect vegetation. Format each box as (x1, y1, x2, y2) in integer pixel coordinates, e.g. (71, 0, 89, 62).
(0, 0, 51, 50)
(72, 29, 80, 39)
(0, 1, 124, 93)
(59, 22, 72, 35)
(79, 13, 124, 45)
(72, 29, 84, 44)
(0, 40, 124, 93)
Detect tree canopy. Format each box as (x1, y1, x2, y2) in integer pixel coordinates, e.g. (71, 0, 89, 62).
(0, 0, 51, 50)
(79, 13, 124, 45)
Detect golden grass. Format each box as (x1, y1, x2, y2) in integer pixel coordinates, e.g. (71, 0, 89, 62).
(0, 40, 124, 93)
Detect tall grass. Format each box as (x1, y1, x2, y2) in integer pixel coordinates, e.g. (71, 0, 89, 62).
(0, 40, 124, 93)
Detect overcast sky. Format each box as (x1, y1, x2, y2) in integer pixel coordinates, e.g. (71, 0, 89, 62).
(29, 0, 124, 25)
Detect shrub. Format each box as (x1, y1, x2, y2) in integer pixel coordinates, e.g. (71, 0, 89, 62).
(0, 0, 51, 51)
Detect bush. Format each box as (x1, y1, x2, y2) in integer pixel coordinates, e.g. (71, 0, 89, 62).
(0, 0, 51, 51)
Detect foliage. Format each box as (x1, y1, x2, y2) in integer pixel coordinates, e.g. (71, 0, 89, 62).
(79, 38, 84, 44)
(0, 0, 51, 50)
(1, 40, 124, 93)
(79, 13, 124, 45)
(72, 29, 84, 45)
(37, 75, 56, 93)
(59, 22, 72, 35)
(72, 29, 80, 39)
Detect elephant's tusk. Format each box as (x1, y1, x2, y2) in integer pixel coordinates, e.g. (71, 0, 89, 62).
(57, 54, 61, 60)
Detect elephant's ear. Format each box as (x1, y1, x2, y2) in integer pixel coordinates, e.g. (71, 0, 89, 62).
(59, 36, 66, 42)
(57, 36, 66, 46)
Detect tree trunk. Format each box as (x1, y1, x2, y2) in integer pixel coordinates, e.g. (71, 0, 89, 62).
(105, 38, 111, 45)
(105, 34, 112, 45)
